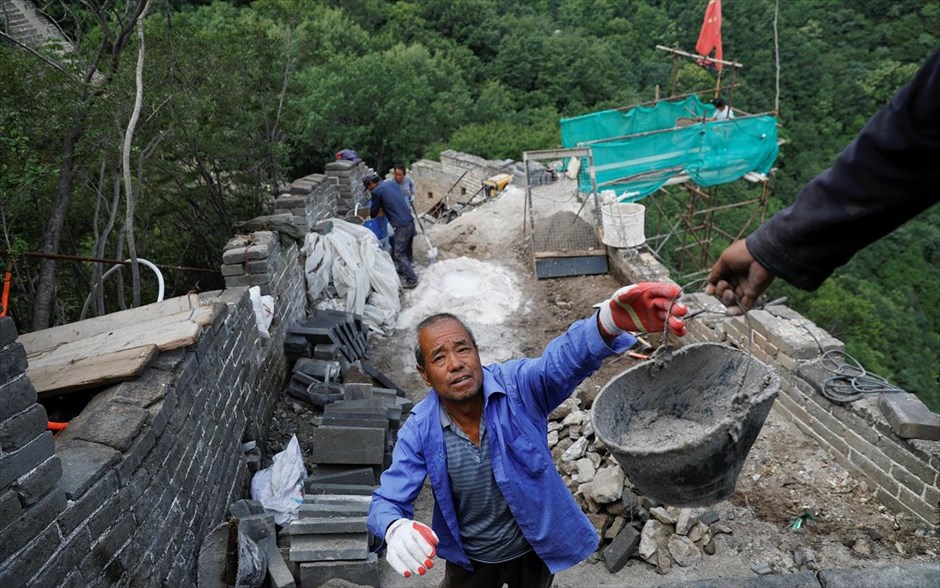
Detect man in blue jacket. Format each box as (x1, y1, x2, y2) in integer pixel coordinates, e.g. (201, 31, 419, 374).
(365, 172, 419, 289)
(368, 282, 688, 587)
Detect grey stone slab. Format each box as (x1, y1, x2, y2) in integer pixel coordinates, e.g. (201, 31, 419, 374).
(0, 403, 48, 451)
(109, 368, 175, 408)
(229, 498, 266, 519)
(305, 483, 376, 496)
(0, 430, 54, 490)
(289, 532, 369, 562)
(343, 383, 373, 401)
(0, 487, 66, 561)
(0, 374, 38, 421)
(258, 535, 296, 588)
(15, 454, 62, 506)
(603, 524, 639, 573)
(289, 516, 368, 535)
(660, 571, 820, 587)
(237, 513, 276, 542)
(312, 425, 385, 465)
(309, 465, 375, 486)
(0, 316, 17, 347)
(67, 401, 149, 452)
(818, 563, 939, 588)
(879, 393, 940, 441)
(317, 415, 389, 432)
(299, 552, 379, 587)
(298, 501, 369, 519)
(56, 439, 121, 499)
(0, 342, 28, 385)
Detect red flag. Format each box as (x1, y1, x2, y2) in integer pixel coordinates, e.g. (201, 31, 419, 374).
(695, 0, 723, 70)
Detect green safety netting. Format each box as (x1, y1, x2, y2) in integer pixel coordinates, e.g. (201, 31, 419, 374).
(560, 96, 779, 202)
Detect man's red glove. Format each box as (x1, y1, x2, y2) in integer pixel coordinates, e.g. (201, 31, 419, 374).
(384, 518, 439, 578)
(598, 282, 688, 337)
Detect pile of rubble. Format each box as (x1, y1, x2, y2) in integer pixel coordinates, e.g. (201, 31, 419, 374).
(548, 396, 733, 575)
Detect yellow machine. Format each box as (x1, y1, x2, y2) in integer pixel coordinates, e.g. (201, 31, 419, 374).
(482, 173, 512, 198)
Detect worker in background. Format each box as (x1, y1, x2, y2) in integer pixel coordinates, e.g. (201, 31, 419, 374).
(711, 97, 734, 121)
(335, 148, 361, 162)
(393, 164, 416, 205)
(365, 172, 419, 290)
(368, 283, 689, 586)
(706, 47, 940, 313)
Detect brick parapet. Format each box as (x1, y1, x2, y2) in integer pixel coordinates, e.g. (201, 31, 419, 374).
(0, 234, 306, 584)
(607, 250, 938, 527)
(410, 150, 514, 215)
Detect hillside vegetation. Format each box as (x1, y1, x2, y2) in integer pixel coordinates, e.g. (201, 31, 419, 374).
(1, 0, 937, 408)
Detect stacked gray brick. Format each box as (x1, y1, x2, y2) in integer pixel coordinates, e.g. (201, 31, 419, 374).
(325, 160, 372, 217)
(220, 230, 286, 296)
(0, 236, 306, 585)
(274, 173, 338, 232)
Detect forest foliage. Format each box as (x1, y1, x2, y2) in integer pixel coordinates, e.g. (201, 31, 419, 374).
(1, 0, 937, 408)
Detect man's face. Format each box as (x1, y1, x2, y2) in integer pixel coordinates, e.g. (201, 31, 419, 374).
(416, 319, 483, 403)
(394, 169, 405, 183)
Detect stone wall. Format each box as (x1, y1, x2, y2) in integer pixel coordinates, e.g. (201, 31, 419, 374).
(608, 251, 940, 528)
(410, 150, 514, 214)
(0, 206, 316, 585)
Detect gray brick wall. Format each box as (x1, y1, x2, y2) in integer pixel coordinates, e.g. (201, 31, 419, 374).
(410, 150, 514, 215)
(0, 233, 307, 585)
(607, 252, 939, 528)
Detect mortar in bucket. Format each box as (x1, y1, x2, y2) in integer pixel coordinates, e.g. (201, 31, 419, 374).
(592, 343, 780, 506)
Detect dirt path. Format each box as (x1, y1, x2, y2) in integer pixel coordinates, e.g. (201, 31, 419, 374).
(270, 187, 938, 587)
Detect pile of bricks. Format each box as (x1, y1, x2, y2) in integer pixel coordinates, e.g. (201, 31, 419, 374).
(324, 160, 371, 216)
(287, 381, 412, 586)
(221, 231, 284, 295)
(274, 174, 337, 233)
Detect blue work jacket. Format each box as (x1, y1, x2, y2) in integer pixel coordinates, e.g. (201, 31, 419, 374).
(368, 317, 635, 573)
(369, 179, 413, 229)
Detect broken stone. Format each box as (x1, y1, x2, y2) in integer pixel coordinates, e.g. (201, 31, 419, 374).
(603, 525, 640, 573)
(665, 506, 681, 520)
(577, 482, 599, 512)
(547, 430, 559, 447)
(674, 508, 700, 536)
(561, 436, 589, 462)
(668, 535, 702, 567)
(586, 451, 602, 469)
(650, 507, 675, 526)
(605, 516, 627, 540)
(688, 521, 707, 544)
(605, 501, 625, 516)
(703, 540, 716, 555)
(591, 464, 625, 504)
(655, 548, 673, 575)
(569, 425, 583, 440)
(562, 410, 588, 427)
(852, 538, 873, 557)
(548, 421, 563, 432)
(575, 458, 596, 483)
(549, 397, 581, 421)
(583, 419, 594, 437)
(698, 510, 720, 526)
(793, 546, 816, 568)
(751, 561, 773, 575)
(638, 520, 661, 562)
(712, 522, 733, 535)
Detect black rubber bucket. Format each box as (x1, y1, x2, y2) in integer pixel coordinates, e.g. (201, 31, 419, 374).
(592, 343, 780, 506)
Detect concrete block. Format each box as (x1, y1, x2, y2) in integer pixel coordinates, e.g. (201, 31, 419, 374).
(878, 393, 940, 441)
(603, 524, 640, 573)
(0, 430, 54, 490)
(817, 563, 938, 588)
(67, 401, 149, 452)
(343, 383, 373, 401)
(0, 487, 66, 561)
(297, 500, 369, 519)
(56, 439, 121, 499)
(312, 425, 385, 465)
(0, 374, 38, 421)
(289, 532, 369, 561)
(289, 516, 368, 535)
(0, 342, 29, 385)
(0, 403, 48, 451)
(299, 552, 379, 587)
(15, 454, 62, 506)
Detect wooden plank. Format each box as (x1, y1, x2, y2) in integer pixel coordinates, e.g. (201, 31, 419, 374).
(26, 313, 203, 369)
(31, 344, 158, 397)
(18, 293, 203, 354)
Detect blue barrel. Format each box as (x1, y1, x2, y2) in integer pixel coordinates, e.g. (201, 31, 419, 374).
(363, 217, 388, 241)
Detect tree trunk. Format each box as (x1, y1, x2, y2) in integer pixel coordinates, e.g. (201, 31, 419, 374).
(32, 113, 85, 330)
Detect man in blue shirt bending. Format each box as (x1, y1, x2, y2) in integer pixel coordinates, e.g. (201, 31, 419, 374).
(369, 282, 688, 587)
(365, 172, 418, 289)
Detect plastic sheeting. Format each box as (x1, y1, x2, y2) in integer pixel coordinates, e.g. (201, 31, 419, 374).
(560, 96, 779, 201)
(301, 218, 401, 331)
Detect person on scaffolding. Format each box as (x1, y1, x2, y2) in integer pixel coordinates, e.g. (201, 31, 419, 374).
(711, 97, 734, 121)
(368, 284, 689, 587)
(365, 172, 419, 290)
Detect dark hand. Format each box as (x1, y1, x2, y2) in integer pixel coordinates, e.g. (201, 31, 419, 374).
(705, 240, 775, 315)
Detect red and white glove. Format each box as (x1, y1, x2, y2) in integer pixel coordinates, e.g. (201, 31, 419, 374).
(385, 518, 439, 578)
(598, 282, 688, 337)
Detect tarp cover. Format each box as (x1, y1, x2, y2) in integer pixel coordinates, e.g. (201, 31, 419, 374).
(560, 96, 778, 201)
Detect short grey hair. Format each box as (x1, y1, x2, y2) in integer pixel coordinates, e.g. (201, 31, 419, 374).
(413, 313, 478, 369)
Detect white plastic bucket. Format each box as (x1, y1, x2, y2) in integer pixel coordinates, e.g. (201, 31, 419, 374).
(601, 202, 645, 248)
